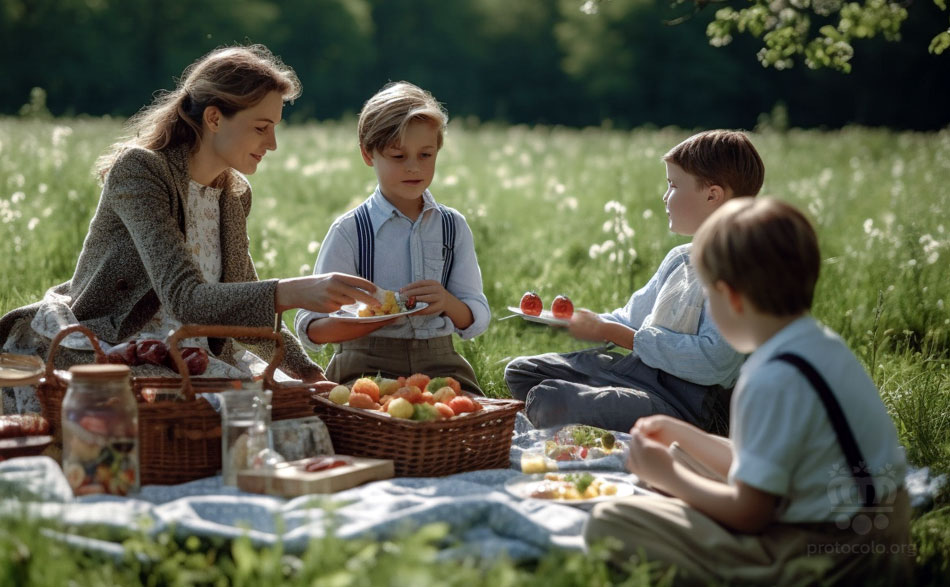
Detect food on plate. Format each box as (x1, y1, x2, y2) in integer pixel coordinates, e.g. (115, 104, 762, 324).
(404, 295, 417, 310)
(544, 425, 622, 461)
(303, 455, 350, 472)
(528, 472, 619, 500)
(328, 384, 351, 405)
(0, 413, 50, 438)
(519, 291, 543, 316)
(357, 289, 405, 317)
(551, 294, 574, 319)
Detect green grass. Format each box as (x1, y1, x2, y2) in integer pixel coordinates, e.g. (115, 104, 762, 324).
(2, 117, 949, 583)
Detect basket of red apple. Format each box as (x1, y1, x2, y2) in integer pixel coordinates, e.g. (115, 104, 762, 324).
(310, 374, 524, 477)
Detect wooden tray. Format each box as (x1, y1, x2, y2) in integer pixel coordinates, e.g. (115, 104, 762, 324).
(237, 456, 394, 497)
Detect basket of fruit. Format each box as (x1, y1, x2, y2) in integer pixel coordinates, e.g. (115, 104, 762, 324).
(35, 324, 319, 485)
(311, 373, 524, 477)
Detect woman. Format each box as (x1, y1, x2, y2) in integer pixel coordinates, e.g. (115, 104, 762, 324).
(0, 44, 378, 414)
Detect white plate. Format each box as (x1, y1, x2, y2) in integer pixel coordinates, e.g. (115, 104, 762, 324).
(506, 306, 569, 326)
(504, 472, 645, 508)
(330, 302, 428, 323)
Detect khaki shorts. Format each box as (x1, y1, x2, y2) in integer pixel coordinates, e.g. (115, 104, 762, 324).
(583, 489, 912, 586)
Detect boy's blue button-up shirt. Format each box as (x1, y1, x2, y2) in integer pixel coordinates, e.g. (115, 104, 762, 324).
(294, 188, 491, 351)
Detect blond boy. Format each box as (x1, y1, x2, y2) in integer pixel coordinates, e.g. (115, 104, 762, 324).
(584, 198, 910, 584)
(294, 82, 489, 392)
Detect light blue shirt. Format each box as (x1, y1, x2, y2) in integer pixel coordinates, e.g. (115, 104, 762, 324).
(600, 244, 744, 387)
(294, 188, 490, 351)
(729, 316, 906, 522)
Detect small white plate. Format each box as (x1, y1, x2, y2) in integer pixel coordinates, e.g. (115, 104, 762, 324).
(506, 306, 569, 327)
(330, 302, 428, 323)
(504, 472, 645, 508)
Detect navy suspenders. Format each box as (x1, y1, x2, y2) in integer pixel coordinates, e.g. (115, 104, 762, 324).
(771, 353, 877, 508)
(354, 204, 375, 283)
(354, 202, 456, 288)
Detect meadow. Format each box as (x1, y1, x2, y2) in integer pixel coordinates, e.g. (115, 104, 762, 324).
(1, 117, 949, 583)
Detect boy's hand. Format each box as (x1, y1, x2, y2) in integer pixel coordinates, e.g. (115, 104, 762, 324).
(400, 280, 450, 315)
(633, 415, 689, 448)
(626, 428, 676, 490)
(567, 308, 605, 341)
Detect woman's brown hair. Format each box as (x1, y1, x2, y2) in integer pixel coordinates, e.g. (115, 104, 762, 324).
(96, 44, 301, 182)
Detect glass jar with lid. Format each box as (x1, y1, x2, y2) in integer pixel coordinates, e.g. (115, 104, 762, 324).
(61, 364, 139, 496)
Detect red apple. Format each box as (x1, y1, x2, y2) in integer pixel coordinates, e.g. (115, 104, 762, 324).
(519, 291, 543, 316)
(551, 294, 574, 319)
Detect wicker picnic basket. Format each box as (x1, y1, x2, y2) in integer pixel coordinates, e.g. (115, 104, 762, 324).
(36, 324, 317, 485)
(311, 391, 524, 477)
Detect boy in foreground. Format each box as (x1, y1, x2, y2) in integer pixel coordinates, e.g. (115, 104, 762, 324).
(584, 197, 910, 584)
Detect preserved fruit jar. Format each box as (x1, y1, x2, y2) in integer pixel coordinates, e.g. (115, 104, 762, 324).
(61, 364, 139, 496)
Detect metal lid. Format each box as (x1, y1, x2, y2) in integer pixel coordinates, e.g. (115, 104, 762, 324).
(68, 364, 131, 380)
(0, 353, 44, 386)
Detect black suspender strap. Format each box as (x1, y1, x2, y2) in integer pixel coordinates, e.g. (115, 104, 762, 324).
(356, 202, 455, 288)
(772, 352, 876, 508)
(438, 205, 455, 289)
(354, 203, 374, 282)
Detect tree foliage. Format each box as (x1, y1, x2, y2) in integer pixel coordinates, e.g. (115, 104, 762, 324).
(644, 0, 950, 72)
(0, 0, 947, 129)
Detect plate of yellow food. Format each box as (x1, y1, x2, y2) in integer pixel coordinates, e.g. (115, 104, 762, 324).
(505, 472, 643, 508)
(331, 289, 428, 323)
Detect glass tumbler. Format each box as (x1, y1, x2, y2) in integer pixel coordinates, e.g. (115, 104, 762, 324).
(219, 383, 272, 485)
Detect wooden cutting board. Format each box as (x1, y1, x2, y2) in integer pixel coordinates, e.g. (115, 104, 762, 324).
(237, 456, 394, 497)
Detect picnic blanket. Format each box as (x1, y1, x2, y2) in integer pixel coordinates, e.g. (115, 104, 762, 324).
(0, 414, 633, 561)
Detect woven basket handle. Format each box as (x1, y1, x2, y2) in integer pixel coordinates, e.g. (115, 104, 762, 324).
(166, 324, 284, 401)
(44, 324, 107, 380)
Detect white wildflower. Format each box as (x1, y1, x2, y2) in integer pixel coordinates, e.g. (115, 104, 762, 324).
(284, 155, 300, 171)
(38, 183, 48, 194)
(642, 209, 653, 219)
(299, 264, 311, 275)
(443, 175, 459, 187)
(27, 217, 39, 230)
(307, 241, 320, 254)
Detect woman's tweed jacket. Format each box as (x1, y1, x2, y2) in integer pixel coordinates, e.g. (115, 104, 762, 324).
(0, 143, 323, 380)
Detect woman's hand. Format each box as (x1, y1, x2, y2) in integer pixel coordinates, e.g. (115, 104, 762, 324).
(567, 308, 605, 341)
(276, 273, 379, 313)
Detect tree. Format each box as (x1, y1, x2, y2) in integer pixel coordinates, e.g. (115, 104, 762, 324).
(583, 0, 949, 72)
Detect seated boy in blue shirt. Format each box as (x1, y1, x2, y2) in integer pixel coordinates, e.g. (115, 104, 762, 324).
(584, 197, 910, 584)
(505, 130, 764, 432)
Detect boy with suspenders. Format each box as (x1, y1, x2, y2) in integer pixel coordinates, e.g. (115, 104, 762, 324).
(584, 198, 910, 584)
(294, 82, 490, 393)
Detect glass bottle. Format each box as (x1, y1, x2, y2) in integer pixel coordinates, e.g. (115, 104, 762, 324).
(61, 364, 140, 496)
